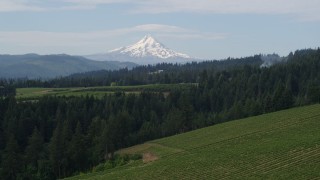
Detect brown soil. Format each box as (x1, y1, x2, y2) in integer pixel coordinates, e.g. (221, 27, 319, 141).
(142, 152, 159, 163)
(35, 90, 51, 94)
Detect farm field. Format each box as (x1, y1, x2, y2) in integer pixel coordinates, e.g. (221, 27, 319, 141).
(66, 104, 320, 180)
(16, 83, 195, 99)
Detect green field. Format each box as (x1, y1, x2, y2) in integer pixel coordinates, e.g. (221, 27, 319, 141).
(16, 84, 195, 99)
(66, 104, 320, 179)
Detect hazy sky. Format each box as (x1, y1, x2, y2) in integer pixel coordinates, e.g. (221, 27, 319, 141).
(0, 0, 319, 59)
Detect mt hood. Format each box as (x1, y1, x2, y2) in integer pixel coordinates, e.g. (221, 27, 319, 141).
(85, 35, 194, 65)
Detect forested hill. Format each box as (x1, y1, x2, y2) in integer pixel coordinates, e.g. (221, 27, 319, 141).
(10, 49, 318, 88)
(67, 104, 320, 179)
(11, 54, 263, 88)
(0, 48, 319, 179)
(0, 54, 136, 79)
(56, 55, 263, 87)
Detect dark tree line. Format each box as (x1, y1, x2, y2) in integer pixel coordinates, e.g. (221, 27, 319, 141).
(0, 48, 319, 179)
(11, 55, 263, 88)
(0, 79, 16, 97)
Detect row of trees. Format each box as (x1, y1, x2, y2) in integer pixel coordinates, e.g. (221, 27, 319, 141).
(0, 48, 319, 179)
(10, 55, 262, 88)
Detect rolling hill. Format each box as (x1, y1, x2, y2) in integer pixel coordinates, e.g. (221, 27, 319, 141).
(67, 104, 320, 179)
(0, 54, 136, 79)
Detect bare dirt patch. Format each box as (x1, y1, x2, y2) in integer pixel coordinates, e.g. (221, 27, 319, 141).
(142, 152, 159, 163)
(34, 90, 52, 94)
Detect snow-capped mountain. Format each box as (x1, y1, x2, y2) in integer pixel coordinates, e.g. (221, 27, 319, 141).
(85, 35, 194, 65)
(109, 35, 190, 59)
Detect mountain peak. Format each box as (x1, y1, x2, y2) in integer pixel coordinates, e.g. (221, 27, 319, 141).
(141, 34, 155, 41)
(109, 35, 190, 59)
(137, 35, 159, 47)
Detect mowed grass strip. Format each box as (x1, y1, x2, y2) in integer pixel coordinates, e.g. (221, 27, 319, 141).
(66, 104, 320, 180)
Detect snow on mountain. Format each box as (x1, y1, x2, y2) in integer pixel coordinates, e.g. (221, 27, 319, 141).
(85, 35, 194, 65)
(109, 35, 190, 59)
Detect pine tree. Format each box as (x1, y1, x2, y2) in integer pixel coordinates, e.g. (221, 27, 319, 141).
(69, 122, 86, 171)
(1, 134, 21, 180)
(25, 127, 44, 167)
(49, 122, 64, 178)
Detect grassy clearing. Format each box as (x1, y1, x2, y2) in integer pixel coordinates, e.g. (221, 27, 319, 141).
(16, 83, 195, 100)
(66, 104, 320, 179)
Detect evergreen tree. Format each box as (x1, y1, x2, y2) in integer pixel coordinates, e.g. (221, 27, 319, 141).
(49, 122, 64, 178)
(1, 134, 21, 180)
(25, 127, 44, 167)
(69, 122, 86, 172)
(22, 127, 44, 180)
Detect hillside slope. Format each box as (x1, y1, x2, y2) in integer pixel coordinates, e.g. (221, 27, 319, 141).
(67, 104, 320, 179)
(0, 54, 136, 78)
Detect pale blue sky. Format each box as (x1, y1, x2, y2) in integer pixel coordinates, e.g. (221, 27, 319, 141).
(0, 0, 319, 59)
